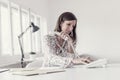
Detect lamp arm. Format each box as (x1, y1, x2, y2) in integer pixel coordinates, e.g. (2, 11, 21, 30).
(18, 36, 24, 68)
(18, 26, 31, 68)
(18, 26, 31, 38)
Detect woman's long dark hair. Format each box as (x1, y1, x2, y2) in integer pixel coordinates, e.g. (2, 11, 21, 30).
(54, 12, 77, 44)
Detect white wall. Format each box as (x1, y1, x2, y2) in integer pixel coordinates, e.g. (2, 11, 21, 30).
(9, 0, 48, 17)
(1, 0, 120, 66)
(9, 0, 49, 52)
(0, 0, 48, 67)
(47, 0, 120, 63)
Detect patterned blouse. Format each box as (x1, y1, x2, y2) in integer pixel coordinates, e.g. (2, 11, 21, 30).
(43, 32, 78, 68)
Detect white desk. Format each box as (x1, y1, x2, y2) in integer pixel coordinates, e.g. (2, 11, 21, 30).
(0, 64, 120, 80)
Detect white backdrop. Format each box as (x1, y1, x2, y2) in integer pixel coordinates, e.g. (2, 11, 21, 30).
(0, 0, 48, 67)
(1, 0, 120, 67)
(47, 0, 120, 63)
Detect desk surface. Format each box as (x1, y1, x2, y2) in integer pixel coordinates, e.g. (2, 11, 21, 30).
(0, 64, 120, 80)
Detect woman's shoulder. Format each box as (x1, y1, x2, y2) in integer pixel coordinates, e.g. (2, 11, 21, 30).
(44, 33, 57, 46)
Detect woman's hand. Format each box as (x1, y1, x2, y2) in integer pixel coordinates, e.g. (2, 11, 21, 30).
(72, 57, 93, 65)
(80, 56, 92, 64)
(59, 31, 73, 43)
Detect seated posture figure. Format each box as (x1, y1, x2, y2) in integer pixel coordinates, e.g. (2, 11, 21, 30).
(26, 12, 93, 68)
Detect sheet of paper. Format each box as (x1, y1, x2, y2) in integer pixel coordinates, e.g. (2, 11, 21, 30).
(0, 69, 9, 73)
(10, 67, 65, 76)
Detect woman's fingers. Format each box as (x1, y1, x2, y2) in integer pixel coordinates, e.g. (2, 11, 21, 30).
(72, 58, 92, 65)
(60, 32, 70, 40)
(81, 57, 92, 63)
(60, 32, 65, 39)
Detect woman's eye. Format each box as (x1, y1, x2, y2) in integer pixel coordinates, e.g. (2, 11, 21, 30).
(67, 24, 71, 26)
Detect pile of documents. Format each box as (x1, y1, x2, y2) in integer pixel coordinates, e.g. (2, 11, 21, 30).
(10, 67, 65, 76)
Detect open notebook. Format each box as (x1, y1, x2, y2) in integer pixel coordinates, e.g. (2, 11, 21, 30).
(10, 67, 65, 76)
(84, 58, 108, 68)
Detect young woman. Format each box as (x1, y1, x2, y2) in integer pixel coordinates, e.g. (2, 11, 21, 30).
(26, 12, 93, 68)
(42, 12, 93, 68)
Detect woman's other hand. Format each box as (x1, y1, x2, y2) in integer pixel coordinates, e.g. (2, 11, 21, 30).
(72, 57, 93, 65)
(60, 31, 73, 43)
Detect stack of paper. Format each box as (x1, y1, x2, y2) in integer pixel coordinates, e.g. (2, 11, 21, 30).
(84, 58, 108, 68)
(10, 67, 65, 76)
(0, 69, 9, 73)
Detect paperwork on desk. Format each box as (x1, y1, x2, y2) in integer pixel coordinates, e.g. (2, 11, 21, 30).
(84, 58, 107, 68)
(0, 69, 9, 73)
(10, 67, 65, 76)
(73, 58, 108, 68)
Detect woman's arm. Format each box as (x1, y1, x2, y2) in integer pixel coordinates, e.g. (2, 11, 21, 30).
(43, 35, 74, 68)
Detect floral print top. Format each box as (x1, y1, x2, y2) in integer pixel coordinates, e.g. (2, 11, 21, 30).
(43, 33, 78, 68)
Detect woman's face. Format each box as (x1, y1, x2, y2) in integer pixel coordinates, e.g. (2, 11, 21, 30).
(60, 20, 76, 34)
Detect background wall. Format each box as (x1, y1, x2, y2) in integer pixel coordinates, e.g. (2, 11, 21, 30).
(9, 0, 48, 18)
(1, 0, 120, 67)
(47, 0, 120, 63)
(0, 0, 48, 67)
